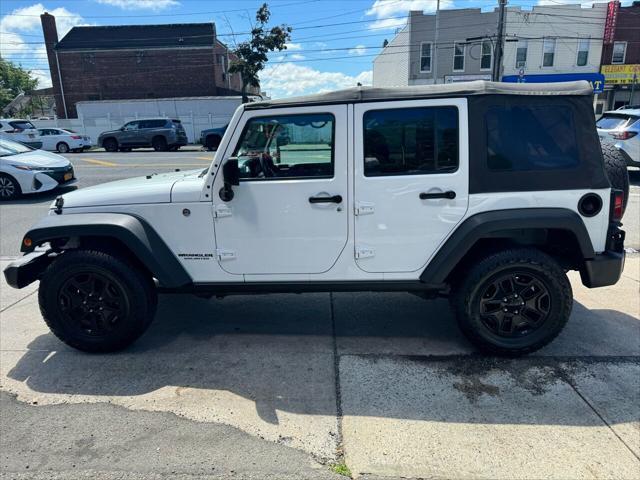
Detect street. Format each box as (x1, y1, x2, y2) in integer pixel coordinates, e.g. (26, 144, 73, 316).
(0, 150, 639, 479)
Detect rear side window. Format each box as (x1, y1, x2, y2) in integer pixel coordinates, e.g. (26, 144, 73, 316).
(363, 106, 459, 177)
(486, 105, 579, 171)
(9, 121, 35, 130)
(140, 119, 166, 129)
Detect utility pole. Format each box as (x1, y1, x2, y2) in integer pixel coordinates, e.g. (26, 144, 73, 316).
(492, 0, 507, 82)
(433, 0, 440, 84)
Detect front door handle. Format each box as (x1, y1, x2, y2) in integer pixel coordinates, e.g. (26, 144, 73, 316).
(419, 191, 456, 200)
(309, 194, 343, 204)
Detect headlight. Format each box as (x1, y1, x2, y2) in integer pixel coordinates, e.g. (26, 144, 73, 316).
(11, 165, 53, 172)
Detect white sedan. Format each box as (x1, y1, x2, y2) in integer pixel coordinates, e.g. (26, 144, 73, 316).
(37, 128, 92, 153)
(0, 137, 76, 200)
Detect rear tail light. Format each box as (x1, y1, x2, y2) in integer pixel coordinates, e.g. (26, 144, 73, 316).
(70, 135, 82, 139)
(611, 189, 624, 222)
(610, 131, 637, 140)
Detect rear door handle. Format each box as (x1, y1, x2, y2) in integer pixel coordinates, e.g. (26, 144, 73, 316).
(309, 195, 343, 204)
(419, 191, 456, 200)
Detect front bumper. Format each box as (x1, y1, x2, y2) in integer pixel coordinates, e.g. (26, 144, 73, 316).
(3, 249, 54, 289)
(580, 226, 625, 288)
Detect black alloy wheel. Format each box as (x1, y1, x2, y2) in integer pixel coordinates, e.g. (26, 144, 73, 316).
(478, 271, 551, 338)
(58, 270, 130, 338)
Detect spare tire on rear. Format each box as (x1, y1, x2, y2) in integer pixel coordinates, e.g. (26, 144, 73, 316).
(601, 140, 629, 217)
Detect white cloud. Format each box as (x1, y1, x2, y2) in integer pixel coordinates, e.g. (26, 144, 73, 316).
(284, 42, 302, 50)
(289, 54, 306, 60)
(349, 45, 367, 56)
(96, 0, 179, 10)
(365, 0, 453, 30)
(260, 62, 372, 98)
(0, 3, 86, 88)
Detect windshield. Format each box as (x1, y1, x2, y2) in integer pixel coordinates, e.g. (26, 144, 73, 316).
(597, 114, 636, 130)
(0, 137, 33, 156)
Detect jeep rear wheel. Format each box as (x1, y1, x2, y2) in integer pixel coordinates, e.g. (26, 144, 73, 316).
(451, 248, 572, 356)
(601, 141, 629, 216)
(39, 250, 157, 353)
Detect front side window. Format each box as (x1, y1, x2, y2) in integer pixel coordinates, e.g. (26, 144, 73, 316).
(481, 39, 492, 70)
(123, 121, 139, 131)
(453, 42, 465, 71)
(420, 42, 432, 72)
(577, 38, 590, 66)
(233, 113, 334, 180)
(516, 39, 528, 68)
(612, 42, 626, 64)
(543, 38, 556, 67)
(363, 106, 459, 177)
(486, 105, 579, 171)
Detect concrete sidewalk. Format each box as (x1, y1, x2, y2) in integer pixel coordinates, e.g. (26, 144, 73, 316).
(0, 258, 638, 479)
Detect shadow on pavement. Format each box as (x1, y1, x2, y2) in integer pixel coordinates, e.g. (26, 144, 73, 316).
(1, 185, 77, 205)
(7, 293, 640, 426)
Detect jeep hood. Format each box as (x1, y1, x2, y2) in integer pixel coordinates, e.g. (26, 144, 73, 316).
(58, 169, 203, 208)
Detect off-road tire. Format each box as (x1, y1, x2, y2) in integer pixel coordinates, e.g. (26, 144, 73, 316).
(205, 135, 221, 151)
(0, 173, 21, 200)
(39, 249, 157, 353)
(152, 136, 168, 152)
(451, 248, 572, 356)
(56, 142, 70, 154)
(601, 141, 629, 215)
(103, 138, 118, 152)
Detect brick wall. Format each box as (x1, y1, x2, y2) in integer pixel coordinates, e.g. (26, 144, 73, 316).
(56, 48, 220, 118)
(601, 4, 640, 65)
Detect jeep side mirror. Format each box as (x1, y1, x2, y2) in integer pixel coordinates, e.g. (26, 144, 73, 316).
(219, 158, 239, 202)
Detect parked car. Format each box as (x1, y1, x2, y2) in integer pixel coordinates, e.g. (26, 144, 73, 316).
(596, 109, 640, 168)
(3, 81, 627, 356)
(37, 128, 92, 153)
(97, 118, 188, 152)
(0, 137, 76, 200)
(0, 118, 42, 149)
(199, 125, 228, 151)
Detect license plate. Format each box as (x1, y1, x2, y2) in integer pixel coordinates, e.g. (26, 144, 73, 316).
(63, 172, 73, 181)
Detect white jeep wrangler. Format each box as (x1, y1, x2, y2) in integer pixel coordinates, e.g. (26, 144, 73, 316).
(4, 81, 627, 356)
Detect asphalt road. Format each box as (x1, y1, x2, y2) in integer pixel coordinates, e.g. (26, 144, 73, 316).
(1, 150, 639, 257)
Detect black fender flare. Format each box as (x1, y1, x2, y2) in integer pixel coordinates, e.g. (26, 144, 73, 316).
(21, 213, 192, 288)
(420, 208, 596, 284)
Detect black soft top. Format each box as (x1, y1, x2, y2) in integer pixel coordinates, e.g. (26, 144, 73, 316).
(246, 81, 593, 110)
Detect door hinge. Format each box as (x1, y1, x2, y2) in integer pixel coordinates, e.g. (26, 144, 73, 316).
(355, 246, 375, 259)
(354, 201, 375, 216)
(214, 204, 232, 218)
(216, 249, 236, 261)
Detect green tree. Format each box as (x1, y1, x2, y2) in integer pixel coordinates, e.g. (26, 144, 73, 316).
(0, 58, 38, 112)
(229, 3, 291, 102)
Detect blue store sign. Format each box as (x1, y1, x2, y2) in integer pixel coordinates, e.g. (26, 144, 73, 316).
(502, 73, 605, 93)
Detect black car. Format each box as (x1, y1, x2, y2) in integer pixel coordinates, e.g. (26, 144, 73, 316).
(98, 118, 188, 152)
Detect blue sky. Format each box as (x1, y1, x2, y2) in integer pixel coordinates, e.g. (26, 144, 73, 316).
(0, 0, 627, 98)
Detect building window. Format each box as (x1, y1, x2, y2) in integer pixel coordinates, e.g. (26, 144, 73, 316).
(515, 39, 528, 68)
(543, 38, 556, 67)
(612, 42, 626, 64)
(481, 39, 492, 70)
(453, 42, 465, 72)
(576, 38, 589, 66)
(420, 42, 432, 72)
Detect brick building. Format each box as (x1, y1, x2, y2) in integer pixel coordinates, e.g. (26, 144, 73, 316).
(599, 1, 640, 110)
(41, 13, 248, 118)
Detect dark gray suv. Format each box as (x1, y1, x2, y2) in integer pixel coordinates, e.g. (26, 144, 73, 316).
(98, 118, 188, 152)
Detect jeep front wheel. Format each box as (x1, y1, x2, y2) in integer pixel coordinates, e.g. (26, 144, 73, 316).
(451, 248, 572, 356)
(38, 250, 157, 353)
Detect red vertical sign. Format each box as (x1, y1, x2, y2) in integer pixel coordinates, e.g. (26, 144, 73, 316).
(603, 1, 620, 45)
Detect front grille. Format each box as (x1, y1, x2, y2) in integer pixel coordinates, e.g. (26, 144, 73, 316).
(44, 165, 74, 184)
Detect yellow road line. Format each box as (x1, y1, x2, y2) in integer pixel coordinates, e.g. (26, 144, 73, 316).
(80, 158, 119, 167)
(78, 163, 210, 168)
(196, 156, 213, 160)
